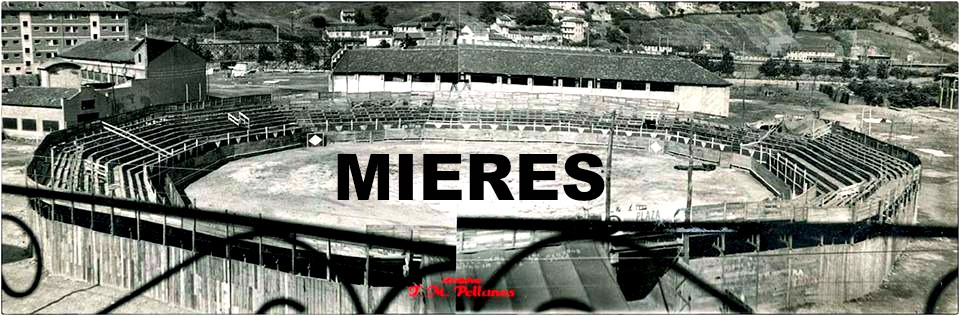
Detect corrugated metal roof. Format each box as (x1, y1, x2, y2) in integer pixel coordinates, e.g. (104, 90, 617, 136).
(457, 241, 630, 312)
(333, 46, 732, 87)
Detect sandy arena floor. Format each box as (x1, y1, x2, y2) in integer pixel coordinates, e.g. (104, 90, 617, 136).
(185, 142, 773, 227)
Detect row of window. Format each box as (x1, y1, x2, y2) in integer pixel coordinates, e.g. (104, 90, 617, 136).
(2, 117, 59, 132)
(2, 66, 23, 73)
(13, 13, 125, 23)
(81, 69, 131, 84)
(1, 51, 56, 59)
(375, 74, 677, 92)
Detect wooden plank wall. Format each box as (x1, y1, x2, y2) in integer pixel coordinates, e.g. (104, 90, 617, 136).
(36, 214, 423, 314)
(666, 237, 898, 313)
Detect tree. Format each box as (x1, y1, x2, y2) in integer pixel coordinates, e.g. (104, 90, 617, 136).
(839, 60, 853, 78)
(311, 16, 328, 29)
(354, 10, 369, 26)
(791, 63, 804, 77)
(692, 55, 715, 72)
(279, 41, 298, 64)
(876, 62, 890, 79)
(787, 14, 802, 33)
(222, 49, 234, 61)
(808, 66, 824, 77)
(912, 26, 929, 42)
(401, 34, 418, 48)
(300, 42, 319, 66)
(421, 12, 444, 22)
(479, 2, 506, 24)
(606, 27, 627, 44)
(856, 63, 872, 79)
(257, 45, 275, 63)
(223, 2, 236, 15)
(759, 58, 781, 77)
(718, 51, 735, 75)
(370, 5, 389, 26)
(515, 2, 551, 26)
(184, 36, 210, 61)
(779, 59, 793, 77)
(187, 2, 204, 16)
(377, 39, 391, 48)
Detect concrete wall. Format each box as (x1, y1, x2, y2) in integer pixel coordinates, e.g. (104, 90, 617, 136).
(0, 104, 64, 139)
(40, 63, 82, 88)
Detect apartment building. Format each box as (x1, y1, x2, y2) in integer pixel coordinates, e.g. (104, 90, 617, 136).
(1, 1, 129, 75)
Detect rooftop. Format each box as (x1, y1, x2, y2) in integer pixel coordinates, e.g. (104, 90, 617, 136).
(333, 46, 731, 87)
(59, 38, 179, 64)
(2, 87, 80, 108)
(3, 1, 128, 12)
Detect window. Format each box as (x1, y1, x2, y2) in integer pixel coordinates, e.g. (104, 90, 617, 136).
(649, 82, 675, 92)
(2, 68, 8, 73)
(598, 80, 618, 89)
(33, 26, 39, 31)
(25, 61, 30, 66)
(42, 120, 59, 132)
(111, 26, 123, 32)
(92, 34, 98, 40)
(21, 119, 37, 131)
(47, 13, 54, 19)
(2, 53, 6, 59)
(13, 53, 19, 57)
(23, 34, 28, 40)
(137, 53, 141, 63)
(621, 80, 647, 90)
(65, 39, 77, 45)
(46, 40, 58, 46)
(92, 21, 97, 27)
(66, 13, 77, 20)
(80, 99, 95, 110)
(2, 118, 17, 129)
(23, 47, 29, 54)
(13, 40, 19, 44)
(45, 26, 57, 32)
(21, 21, 27, 27)
(66, 26, 77, 33)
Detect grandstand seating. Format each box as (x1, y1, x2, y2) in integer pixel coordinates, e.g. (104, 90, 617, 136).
(33, 94, 919, 220)
(38, 97, 299, 204)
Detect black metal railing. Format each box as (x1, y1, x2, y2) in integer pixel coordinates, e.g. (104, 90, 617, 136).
(2, 184, 957, 314)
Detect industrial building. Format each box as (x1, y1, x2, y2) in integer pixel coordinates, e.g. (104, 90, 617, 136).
(39, 37, 208, 109)
(329, 46, 732, 116)
(1, 1, 129, 75)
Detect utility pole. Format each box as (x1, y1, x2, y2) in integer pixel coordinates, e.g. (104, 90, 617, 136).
(683, 134, 696, 264)
(604, 111, 617, 221)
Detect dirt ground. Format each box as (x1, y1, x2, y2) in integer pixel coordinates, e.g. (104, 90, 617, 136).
(1, 139, 195, 314)
(185, 142, 771, 226)
(206, 71, 328, 98)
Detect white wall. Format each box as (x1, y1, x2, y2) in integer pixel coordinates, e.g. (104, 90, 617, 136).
(676, 85, 729, 116)
(1, 104, 65, 139)
(331, 73, 730, 116)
